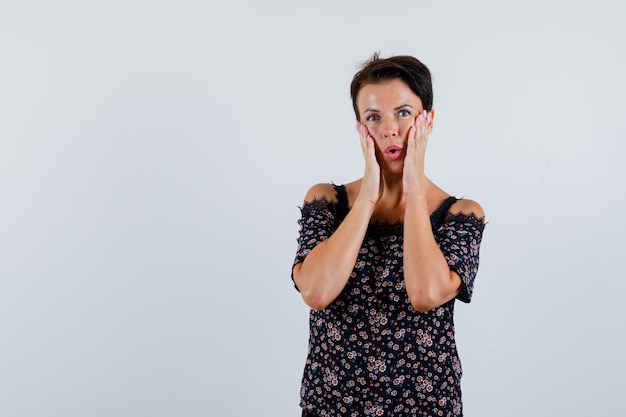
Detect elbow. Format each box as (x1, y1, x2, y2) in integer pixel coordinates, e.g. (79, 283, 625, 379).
(301, 290, 333, 311)
(293, 265, 337, 311)
(405, 272, 461, 312)
(410, 300, 438, 313)
(407, 290, 442, 313)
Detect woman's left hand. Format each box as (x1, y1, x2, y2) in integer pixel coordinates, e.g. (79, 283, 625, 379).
(402, 110, 431, 197)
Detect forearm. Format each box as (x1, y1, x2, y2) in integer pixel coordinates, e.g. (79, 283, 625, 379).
(403, 194, 460, 312)
(294, 199, 375, 310)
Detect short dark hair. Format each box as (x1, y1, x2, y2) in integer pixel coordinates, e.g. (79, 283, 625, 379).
(350, 53, 433, 120)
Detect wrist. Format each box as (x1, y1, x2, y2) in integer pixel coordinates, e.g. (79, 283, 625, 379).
(403, 189, 427, 202)
(353, 195, 377, 214)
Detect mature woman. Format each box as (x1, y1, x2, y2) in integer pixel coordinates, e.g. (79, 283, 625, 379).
(292, 54, 486, 417)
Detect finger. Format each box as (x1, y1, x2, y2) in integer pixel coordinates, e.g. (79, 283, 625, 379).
(357, 122, 371, 145)
(416, 112, 428, 142)
(357, 121, 368, 156)
(367, 135, 377, 161)
(413, 113, 423, 142)
(407, 124, 417, 155)
(361, 135, 375, 166)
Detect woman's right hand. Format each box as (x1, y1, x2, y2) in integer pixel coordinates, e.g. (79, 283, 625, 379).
(356, 122, 382, 206)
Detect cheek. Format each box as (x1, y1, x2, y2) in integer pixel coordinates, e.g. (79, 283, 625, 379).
(363, 125, 385, 148)
(365, 120, 414, 142)
(399, 122, 414, 139)
(364, 122, 381, 137)
(367, 135, 384, 159)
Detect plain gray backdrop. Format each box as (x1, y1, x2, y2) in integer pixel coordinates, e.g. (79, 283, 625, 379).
(1, 0, 625, 416)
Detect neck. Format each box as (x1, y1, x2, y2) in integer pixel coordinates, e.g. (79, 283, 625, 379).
(379, 172, 434, 206)
(380, 173, 404, 205)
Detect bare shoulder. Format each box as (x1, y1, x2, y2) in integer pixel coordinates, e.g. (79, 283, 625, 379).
(303, 183, 338, 204)
(450, 198, 485, 219)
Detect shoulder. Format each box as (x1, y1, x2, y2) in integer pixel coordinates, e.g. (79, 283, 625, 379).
(450, 198, 485, 220)
(303, 183, 339, 204)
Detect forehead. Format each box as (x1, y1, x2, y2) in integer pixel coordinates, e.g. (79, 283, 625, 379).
(357, 79, 423, 110)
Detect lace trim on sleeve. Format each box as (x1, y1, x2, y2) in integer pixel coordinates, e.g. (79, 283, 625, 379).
(298, 195, 337, 214)
(294, 195, 340, 266)
(443, 211, 486, 232)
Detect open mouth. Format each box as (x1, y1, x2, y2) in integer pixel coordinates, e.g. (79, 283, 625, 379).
(385, 146, 403, 157)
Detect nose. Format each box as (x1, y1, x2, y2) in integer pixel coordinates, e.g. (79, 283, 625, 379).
(382, 120, 399, 138)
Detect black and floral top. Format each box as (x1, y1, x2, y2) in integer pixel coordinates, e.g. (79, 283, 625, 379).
(293, 185, 485, 417)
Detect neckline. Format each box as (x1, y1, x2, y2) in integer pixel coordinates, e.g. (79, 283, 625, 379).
(344, 195, 458, 226)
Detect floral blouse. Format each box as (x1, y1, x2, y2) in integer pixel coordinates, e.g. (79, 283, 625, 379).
(292, 185, 485, 417)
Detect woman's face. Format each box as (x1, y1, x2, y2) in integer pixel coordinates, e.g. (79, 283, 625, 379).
(357, 79, 433, 172)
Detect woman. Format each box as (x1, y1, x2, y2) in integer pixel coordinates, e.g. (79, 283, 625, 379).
(292, 54, 486, 417)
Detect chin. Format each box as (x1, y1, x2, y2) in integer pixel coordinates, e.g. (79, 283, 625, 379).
(382, 162, 404, 176)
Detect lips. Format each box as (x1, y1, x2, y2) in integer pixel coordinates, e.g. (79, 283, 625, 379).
(384, 145, 403, 160)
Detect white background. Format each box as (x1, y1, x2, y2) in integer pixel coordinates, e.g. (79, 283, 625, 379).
(1, 1, 625, 416)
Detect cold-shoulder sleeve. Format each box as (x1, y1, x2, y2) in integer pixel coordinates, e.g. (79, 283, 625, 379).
(291, 197, 339, 290)
(435, 212, 486, 303)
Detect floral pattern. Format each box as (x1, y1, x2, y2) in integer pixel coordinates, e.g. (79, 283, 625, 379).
(293, 189, 485, 417)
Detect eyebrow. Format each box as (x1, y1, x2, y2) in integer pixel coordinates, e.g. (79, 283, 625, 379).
(364, 104, 413, 113)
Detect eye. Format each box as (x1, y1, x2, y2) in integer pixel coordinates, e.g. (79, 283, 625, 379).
(365, 114, 380, 122)
(398, 110, 411, 117)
